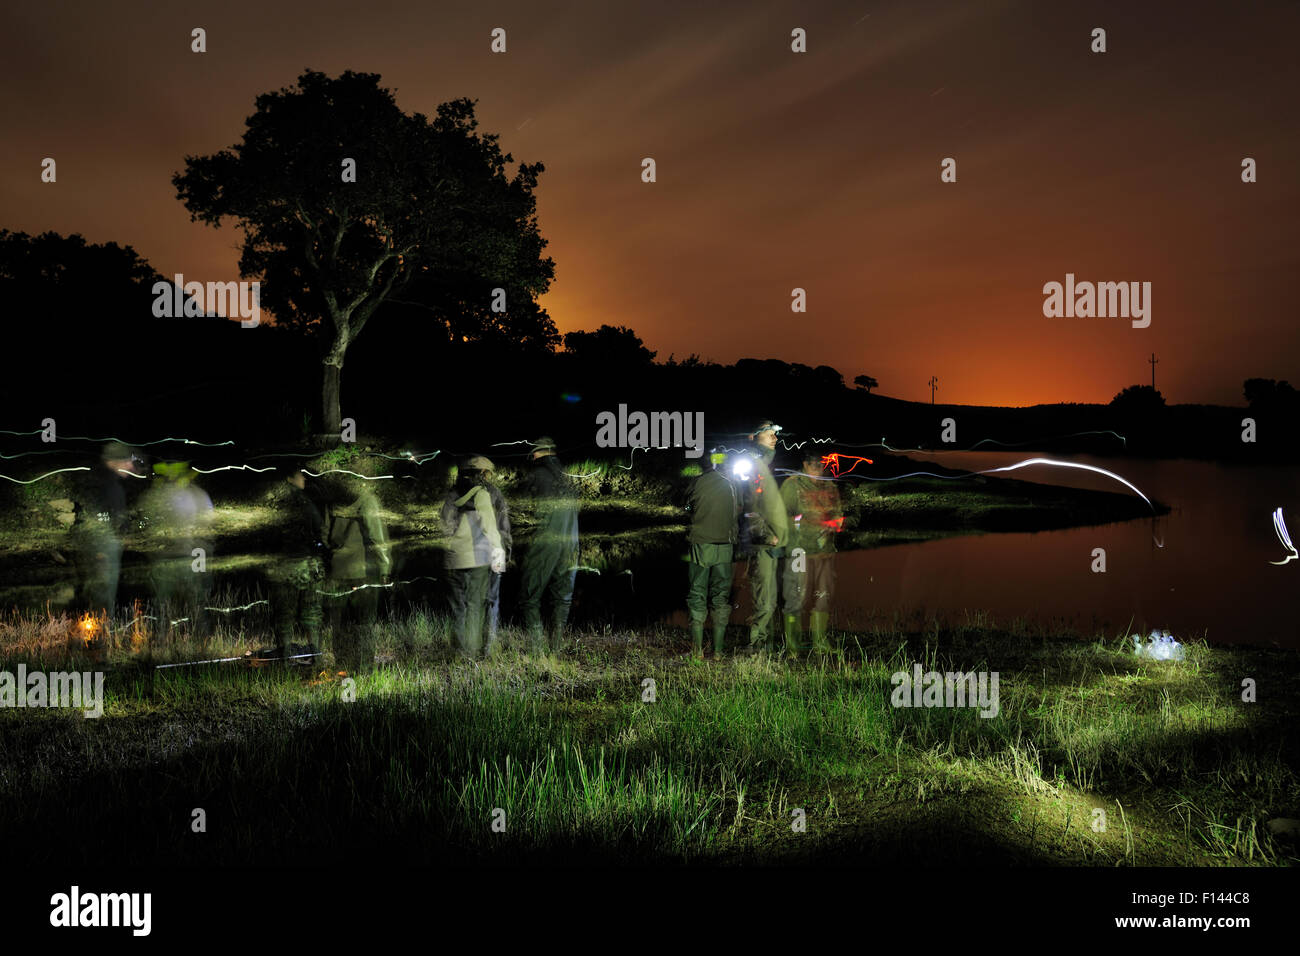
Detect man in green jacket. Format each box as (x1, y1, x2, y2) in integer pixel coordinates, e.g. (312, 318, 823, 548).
(685, 450, 741, 658)
(324, 477, 392, 671)
(518, 437, 579, 654)
(736, 421, 789, 654)
(267, 471, 327, 664)
(780, 452, 844, 654)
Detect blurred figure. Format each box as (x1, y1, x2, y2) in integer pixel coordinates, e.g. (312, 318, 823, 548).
(266, 470, 326, 664)
(70, 441, 136, 624)
(324, 476, 392, 671)
(685, 450, 741, 658)
(780, 452, 844, 654)
(734, 421, 789, 654)
(441, 456, 505, 657)
(471, 458, 513, 651)
(517, 436, 580, 654)
(139, 460, 214, 640)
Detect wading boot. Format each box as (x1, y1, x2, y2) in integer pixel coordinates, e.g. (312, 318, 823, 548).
(712, 621, 728, 658)
(690, 622, 705, 659)
(783, 613, 803, 656)
(529, 624, 548, 657)
(810, 611, 832, 655)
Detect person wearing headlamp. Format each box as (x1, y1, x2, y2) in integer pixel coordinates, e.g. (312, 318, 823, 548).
(736, 420, 788, 655)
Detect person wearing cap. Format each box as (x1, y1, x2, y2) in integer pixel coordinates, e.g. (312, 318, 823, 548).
(518, 436, 580, 654)
(266, 470, 327, 664)
(780, 452, 844, 654)
(139, 460, 214, 640)
(70, 441, 137, 624)
(323, 473, 392, 671)
(441, 456, 506, 657)
(735, 421, 789, 654)
(684, 449, 741, 658)
(469, 457, 513, 654)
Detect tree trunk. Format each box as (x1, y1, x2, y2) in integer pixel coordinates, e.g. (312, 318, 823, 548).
(322, 360, 343, 437)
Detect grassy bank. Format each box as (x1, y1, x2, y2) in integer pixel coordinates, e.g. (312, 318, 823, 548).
(1, 608, 1294, 866)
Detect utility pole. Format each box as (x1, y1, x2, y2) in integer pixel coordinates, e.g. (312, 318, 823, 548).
(928, 376, 939, 405)
(1149, 352, 1158, 390)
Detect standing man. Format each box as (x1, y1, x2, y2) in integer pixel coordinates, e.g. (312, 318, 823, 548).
(71, 441, 136, 625)
(518, 436, 580, 655)
(266, 470, 327, 664)
(441, 457, 506, 657)
(736, 421, 789, 654)
(685, 450, 741, 658)
(471, 457, 513, 654)
(325, 476, 392, 671)
(780, 452, 844, 655)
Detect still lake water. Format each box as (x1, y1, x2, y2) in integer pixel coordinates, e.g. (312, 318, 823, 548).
(814, 451, 1299, 648)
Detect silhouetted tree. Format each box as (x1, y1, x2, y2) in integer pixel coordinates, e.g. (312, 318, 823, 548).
(853, 374, 878, 393)
(562, 325, 656, 367)
(1110, 384, 1166, 413)
(173, 70, 555, 435)
(1244, 378, 1298, 408)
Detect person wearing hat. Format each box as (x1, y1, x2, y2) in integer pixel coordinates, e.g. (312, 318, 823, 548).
(517, 436, 580, 654)
(735, 421, 789, 654)
(468, 456, 513, 653)
(780, 452, 844, 654)
(441, 455, 506, 657)
(684, 449, 741, 658)
(70, 441, 137, 625)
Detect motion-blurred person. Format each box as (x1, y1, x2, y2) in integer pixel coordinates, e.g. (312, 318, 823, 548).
(734, 421, 789, 654)
(266, 470, 326, 664)
(70, 441, 136, 626)
(518, 436, 580, 654)
(780, 452, 844, 654)
(685, 450, 741, 658)
(139, 460, 214, 640)
(468, 457, 513, 652)
(324, 476, 392, 671)
(441, 457, 506, 657)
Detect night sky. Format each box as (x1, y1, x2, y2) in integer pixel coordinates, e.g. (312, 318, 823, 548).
(3, 0, 1296, 406)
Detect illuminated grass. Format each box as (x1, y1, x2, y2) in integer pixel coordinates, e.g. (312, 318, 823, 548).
(0, 608, 1294, 865)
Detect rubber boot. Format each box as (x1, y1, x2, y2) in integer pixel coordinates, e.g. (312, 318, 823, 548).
(783, 613, 803, 655)
(530, 624, 548, 656)
(690, 622, 705, 658)
(712, 621, 727, 657)
(810, 611, 832, 654)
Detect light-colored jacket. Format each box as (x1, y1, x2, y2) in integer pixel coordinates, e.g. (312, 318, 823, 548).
(441, 485, 502, 570)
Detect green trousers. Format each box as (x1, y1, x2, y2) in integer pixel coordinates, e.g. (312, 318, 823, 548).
(748, 548, 782, 648)
(446, 565, 492, 656)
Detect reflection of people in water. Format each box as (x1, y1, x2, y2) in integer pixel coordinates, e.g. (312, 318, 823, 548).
(140, 460, 214, 639)
(71, 442, 136, 623)
(323, 476, 392, 671)
(266, 471, 326, 663)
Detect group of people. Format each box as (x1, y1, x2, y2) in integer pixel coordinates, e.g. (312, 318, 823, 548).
(685, 420, 843, 658)
(438, 436, 580, 658)
(66, 422, 842, 665)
